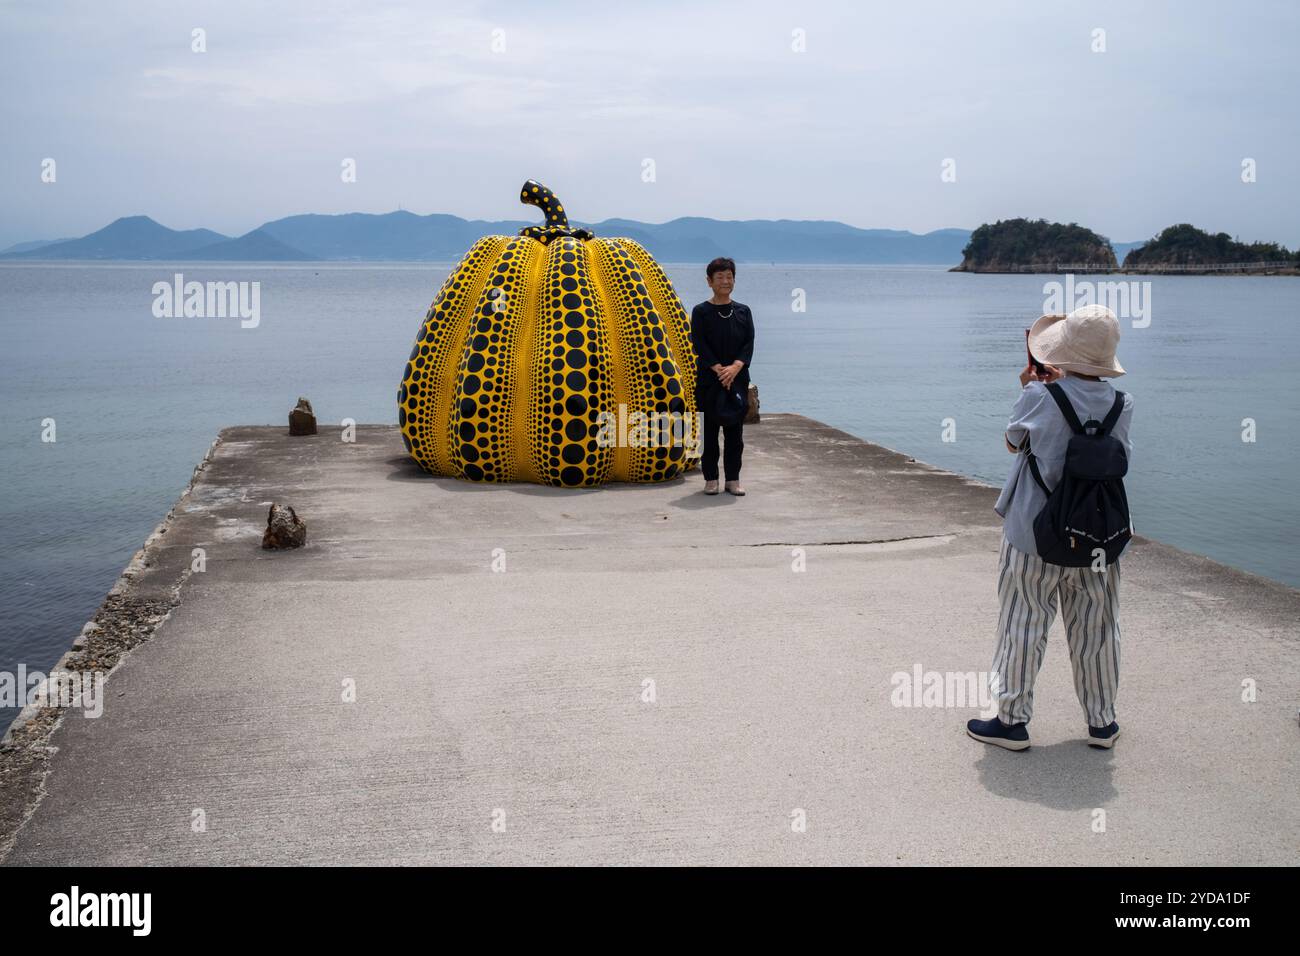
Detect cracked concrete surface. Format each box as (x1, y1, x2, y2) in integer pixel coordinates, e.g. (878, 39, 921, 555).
(2, 415, 1297, 865)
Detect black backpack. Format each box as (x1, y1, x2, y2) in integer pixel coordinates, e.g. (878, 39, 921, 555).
(1026, 383, 1132, 567)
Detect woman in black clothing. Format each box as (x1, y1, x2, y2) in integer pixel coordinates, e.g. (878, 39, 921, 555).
(690, 257, 755, 496)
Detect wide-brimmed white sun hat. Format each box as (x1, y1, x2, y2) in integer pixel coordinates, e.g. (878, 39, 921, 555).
(1028, 304, 1125, 377)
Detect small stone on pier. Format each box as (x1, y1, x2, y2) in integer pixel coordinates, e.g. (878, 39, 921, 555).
(262, 503, 307, 549)
(289, 397, 317, 436)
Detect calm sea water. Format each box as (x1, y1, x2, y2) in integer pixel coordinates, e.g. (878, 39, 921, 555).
(2, 261, 1297, 731)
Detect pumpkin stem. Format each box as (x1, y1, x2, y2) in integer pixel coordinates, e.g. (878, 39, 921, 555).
(519, 180, 569, 229)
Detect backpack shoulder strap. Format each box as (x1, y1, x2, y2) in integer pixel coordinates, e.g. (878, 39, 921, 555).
(1026, 452, 1051, 495)
(1099, 391, 1126, 435)
(1045, 382, 1085, 434)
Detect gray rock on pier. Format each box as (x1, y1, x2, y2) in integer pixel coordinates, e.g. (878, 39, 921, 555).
(288, 397, 317, 436)
(261, 503, 306, 549)
(745, 384, 760, 424)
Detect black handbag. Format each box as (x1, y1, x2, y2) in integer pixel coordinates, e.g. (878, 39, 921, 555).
(712, 378, 748, 425)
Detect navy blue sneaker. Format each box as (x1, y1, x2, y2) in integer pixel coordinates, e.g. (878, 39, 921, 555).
(1087, 722, 1121, 749)
(966, 717, 1030, 751)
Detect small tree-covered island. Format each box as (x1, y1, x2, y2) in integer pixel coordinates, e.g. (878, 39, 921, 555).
(951, 219, 1117, 272)
(952, 218, 1299, 274)
(1122, 223, 1300, 272)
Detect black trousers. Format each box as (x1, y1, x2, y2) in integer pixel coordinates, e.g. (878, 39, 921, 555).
(701, 415, 744, 482)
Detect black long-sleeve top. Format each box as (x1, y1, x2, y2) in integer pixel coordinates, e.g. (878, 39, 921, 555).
(690, 300, 755, 403)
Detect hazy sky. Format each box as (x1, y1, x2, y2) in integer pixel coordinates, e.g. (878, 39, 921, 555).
(2, 0, 1297, 248)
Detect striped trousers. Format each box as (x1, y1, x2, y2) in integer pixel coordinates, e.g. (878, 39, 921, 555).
(991, 536, 1122, 727)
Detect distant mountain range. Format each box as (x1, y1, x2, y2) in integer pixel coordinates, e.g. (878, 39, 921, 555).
(1, 212, 979, 265)
(2, 237, 76, 255)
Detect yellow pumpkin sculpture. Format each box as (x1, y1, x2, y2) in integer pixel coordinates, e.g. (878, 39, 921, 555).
(399, 180, 699, 486)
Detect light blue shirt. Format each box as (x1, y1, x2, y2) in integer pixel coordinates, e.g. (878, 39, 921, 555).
(994, 377, 1135, 557)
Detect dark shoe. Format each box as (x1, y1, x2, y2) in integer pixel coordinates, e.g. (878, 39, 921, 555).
(966, 717, 1030, 751)
(1087, 721, 1120, 749)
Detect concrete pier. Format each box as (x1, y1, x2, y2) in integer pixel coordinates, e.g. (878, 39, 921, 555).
(2, 416, 1296, 865)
